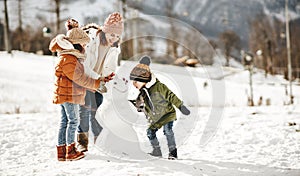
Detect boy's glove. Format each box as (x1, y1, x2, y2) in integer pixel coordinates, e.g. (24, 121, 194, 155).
(179, 104, 190, 115)
(135, 99, 145, 112)
(128, 99, 144, 112)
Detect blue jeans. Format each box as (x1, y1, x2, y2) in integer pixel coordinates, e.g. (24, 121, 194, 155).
(58, 102, 79, 146)
(147, 121, 176, 152)
(77, 91, 103, 137)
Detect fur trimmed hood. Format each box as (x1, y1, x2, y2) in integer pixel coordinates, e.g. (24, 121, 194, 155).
(49, 34, 73, 52)
(145, 73, 157, 89)
(49, 34, 85, 60)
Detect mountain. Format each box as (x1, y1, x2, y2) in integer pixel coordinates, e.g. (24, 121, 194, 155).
(1, 0, 299, 59)
(126, 0, 300, 48)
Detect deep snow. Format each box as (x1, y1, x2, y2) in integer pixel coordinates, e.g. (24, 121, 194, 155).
(0, 51, 300, 176)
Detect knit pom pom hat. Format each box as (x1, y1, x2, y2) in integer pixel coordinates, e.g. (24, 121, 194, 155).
(65, 18, 90, 45)
(102, 12, 124, 35)
(130, 56, 152, 83)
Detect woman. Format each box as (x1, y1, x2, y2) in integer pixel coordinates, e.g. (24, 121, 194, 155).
(76, 12, 124, 152)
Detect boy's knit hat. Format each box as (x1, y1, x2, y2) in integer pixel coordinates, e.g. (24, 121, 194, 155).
(102, 12, 124, 35)
(130, 56, 152, 83)
(65, 19, 90, 45)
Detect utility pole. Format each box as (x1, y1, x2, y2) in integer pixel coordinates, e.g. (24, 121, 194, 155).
(4, 0, 11, 53)
(285, 0, 293, 104)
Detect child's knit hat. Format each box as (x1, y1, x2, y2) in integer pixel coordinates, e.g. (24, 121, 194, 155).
(102, 12, 124, 35)
(65, 18, 90, 45)
(130, 56, 152, 83)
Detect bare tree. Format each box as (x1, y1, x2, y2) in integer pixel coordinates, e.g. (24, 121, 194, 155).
(290, 19, 300, 79)
(54, 0, 60, 33)
(219, 30, 240, 66)
(18, 0, 24, 50)
(249, 13, 280, 76)
(165, 0, 179, 59)
(3, 0, 11, 53)
(249, 12, 300, 80)
(0, 22, 4, 50)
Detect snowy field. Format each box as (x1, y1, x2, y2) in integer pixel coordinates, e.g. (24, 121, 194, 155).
(0, 51, 300, 176)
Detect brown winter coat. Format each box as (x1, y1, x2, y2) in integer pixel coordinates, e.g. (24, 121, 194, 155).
(50, 41, 101, 105)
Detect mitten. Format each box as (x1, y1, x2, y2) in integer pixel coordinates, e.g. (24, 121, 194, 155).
(135, 98, 144, 112)
(179, 104, 190, 115)
(96, 73, 115, 93)
(103, 72, 115, 82)
(128, 97, 144, 112)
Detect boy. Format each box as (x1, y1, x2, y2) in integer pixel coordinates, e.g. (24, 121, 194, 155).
(129, 56, 190, 159)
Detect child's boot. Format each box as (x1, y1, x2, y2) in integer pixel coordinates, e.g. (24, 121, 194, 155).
(168, 148, 177, 160)
(56, 144, 66, 161)
(77, 132, 88, 152)
(66, 142, 85, 161)
(149, 146, 162, 157)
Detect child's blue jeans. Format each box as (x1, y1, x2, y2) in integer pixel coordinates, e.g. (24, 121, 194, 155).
(147, 121, 176, 152)
(58, 102, 79, 145)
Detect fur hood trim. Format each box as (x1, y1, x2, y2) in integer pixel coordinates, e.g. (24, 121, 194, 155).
(145, 73, 157, 88)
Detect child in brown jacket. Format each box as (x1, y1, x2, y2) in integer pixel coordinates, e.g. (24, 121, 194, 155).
(49, 19, 114, 161)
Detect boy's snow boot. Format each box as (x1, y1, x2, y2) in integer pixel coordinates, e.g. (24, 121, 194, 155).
(77, 132, 88, 152)
(149, 147, 162, 157)
(66, 143, 85, 161)
(168, 148, 177, 160)
(56, 145, 66, 161)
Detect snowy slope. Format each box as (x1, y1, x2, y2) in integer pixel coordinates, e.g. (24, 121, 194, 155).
(0, 51, 300, 176)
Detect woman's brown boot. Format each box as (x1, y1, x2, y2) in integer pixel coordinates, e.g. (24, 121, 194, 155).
(77, 132, 88, 152)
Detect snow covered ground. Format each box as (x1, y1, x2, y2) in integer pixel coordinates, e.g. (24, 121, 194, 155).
(0, 51, 300, 176)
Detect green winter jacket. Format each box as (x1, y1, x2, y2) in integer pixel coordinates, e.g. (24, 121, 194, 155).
(137, 74, 183, 129)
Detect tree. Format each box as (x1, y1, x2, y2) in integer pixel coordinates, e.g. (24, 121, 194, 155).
(249, 13, 276, 76)
(165, 0, 179, 59)
(219, 30, 240, 66)
(0, 21, 4, 50)
(54, 0, 61, 33)
(17, 0, 24, 51)
(3, 0, 11, 53)
(249, 13, 300, 79)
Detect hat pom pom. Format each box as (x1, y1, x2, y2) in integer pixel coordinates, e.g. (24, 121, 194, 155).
(139, 55, 151, 66)
(65, 18, 79, 30)
(106, 12, 122, 25)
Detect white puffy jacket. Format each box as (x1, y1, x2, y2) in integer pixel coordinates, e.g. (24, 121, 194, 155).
(83, 30, 121, 79)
